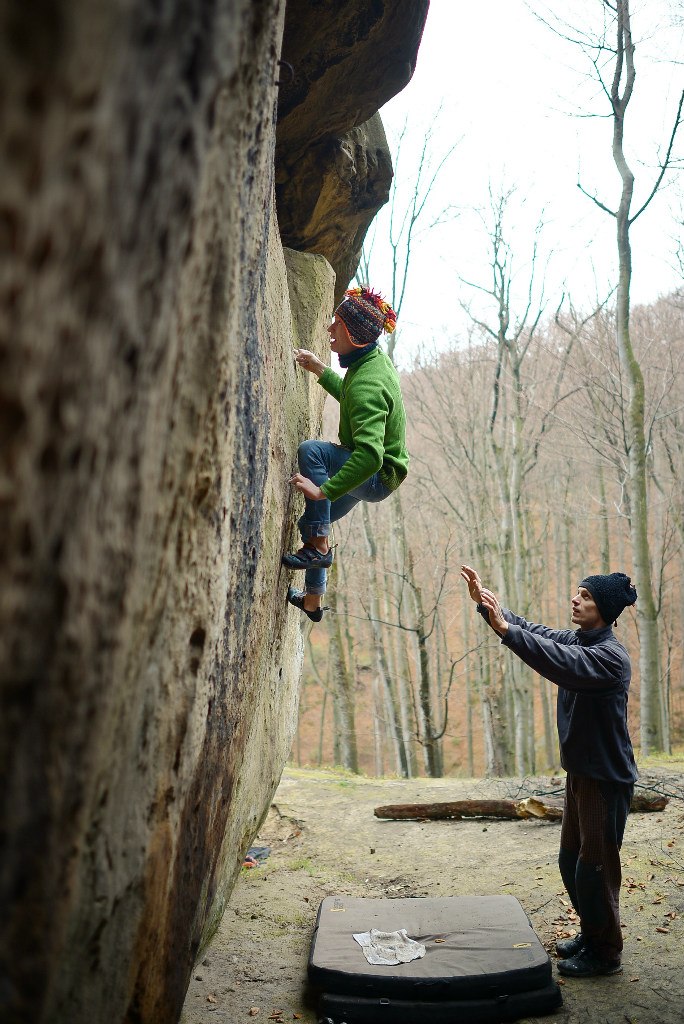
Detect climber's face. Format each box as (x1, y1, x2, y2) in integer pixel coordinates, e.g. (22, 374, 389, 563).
(328, 315, 356, 356)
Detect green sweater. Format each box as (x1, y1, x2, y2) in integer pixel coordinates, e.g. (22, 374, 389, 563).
(318, 348, 409, 503)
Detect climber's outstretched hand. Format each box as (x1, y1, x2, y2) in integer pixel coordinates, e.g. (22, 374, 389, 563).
(290, 473, 325, 501)
(294, 349, 326, 377)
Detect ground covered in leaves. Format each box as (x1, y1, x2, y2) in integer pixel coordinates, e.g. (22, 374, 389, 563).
(180, 760, 684, 1024)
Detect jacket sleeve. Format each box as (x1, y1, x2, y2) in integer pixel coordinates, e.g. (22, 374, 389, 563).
(501, 625, 624, 693)
(477, 604, 576, 645)
(318, 367, 342, 403)
(320, 386, 388, 502)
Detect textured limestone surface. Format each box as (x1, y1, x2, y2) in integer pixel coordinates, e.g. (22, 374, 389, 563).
(0, 1, 332, 1022)
(199, 241, 335, 948)
(276, 0, 429, 300)
(1, 1, 427, 1022)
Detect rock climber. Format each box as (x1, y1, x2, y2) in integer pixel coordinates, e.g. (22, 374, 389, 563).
(283, 286, 409, 622)
(461, 565, 638, 979)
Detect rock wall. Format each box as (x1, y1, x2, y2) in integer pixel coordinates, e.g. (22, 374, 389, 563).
(0, 2, 328, 1021)
(0, 1, 427, 1022)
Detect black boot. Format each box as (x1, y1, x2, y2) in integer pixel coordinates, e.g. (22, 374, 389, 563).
(555, 932, 584, 958)
(557, 946, 621, 977)
(287, 587, 327, 622)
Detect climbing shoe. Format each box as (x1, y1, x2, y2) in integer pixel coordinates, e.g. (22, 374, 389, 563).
(287, 587, 328, 623)
(557, 947, 622, 978)
(282, 543, 333, 570)
(555, 932, 584, 958)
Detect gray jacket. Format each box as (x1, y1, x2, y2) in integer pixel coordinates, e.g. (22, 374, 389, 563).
(481, 607, 637, 783)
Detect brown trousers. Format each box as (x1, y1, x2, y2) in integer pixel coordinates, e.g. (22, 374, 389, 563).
(558, 773, 633, 960)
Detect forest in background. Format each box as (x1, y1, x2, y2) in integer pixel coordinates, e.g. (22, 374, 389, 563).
(295, 288, 684, 778)
(294, 1, 684, 779)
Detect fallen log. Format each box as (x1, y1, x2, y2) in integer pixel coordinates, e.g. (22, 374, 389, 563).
(374, 792, 668, 822)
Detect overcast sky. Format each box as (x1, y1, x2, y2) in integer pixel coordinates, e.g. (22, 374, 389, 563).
(365, 0, 684, 366)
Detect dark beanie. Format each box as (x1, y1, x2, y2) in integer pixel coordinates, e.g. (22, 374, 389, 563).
(579, 573, 637, 625)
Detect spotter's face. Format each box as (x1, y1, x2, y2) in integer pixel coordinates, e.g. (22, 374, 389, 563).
(571, 587, 606, 630)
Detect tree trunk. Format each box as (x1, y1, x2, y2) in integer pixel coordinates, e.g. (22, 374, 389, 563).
(371, 674, 384, 777)
(481, 643, 514, 776)
(463, 599, 475, 776)
(539, 579, 557, 769)
(318, 688, 328, 767)
(338, 558, 359, 705)
(489, 353, 533, 775)
(326, 582, 359, 772)
(407, 542, 442, 776)
(374, 792, 668, 821)
(361, 504, 409, 776)
(387, 493, 445, 776)
(597, 460, 611, 572)
(509, 359, 535, 774)
(611, 1, 665, 753)
(385, 585, 418, 776)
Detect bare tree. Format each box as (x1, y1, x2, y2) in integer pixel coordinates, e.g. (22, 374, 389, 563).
(348, 110, 460, 777)
(326, 572, 359, 773)
(560, 0, 684, 753)
(459, 187, 558, 772)
(357, 110, 459, 361)
(360, 504, 410, 776)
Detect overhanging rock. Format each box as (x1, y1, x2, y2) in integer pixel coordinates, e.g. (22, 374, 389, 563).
(276, 0, 429, 299)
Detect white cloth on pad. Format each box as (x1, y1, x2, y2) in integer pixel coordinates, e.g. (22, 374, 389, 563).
(352, 928, 426, 965)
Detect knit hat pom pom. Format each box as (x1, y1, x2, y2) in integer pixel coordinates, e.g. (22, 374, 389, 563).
(379, 300, 397, 333)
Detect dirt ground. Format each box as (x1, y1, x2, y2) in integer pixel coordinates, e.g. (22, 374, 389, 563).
(180, 762, 684, 1024)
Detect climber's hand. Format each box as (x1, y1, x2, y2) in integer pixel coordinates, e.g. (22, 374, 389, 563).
(289, 473, 325, 501)
(294, 348, 326, 377)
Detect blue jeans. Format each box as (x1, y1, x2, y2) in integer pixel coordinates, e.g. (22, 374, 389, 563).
(296, 439, 391, 594)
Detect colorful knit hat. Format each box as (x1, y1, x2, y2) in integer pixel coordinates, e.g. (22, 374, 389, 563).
(579, 572, 637, 625)
(335, 287, 397, 347)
